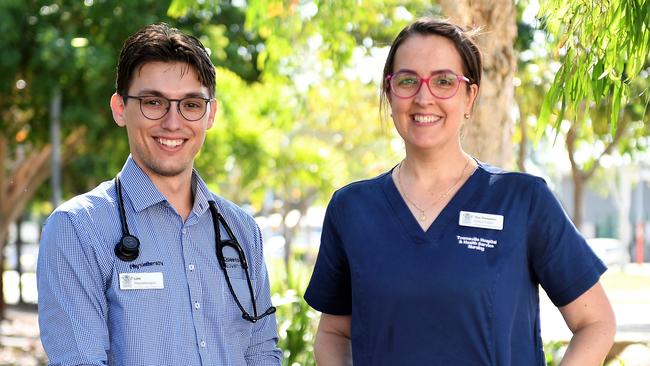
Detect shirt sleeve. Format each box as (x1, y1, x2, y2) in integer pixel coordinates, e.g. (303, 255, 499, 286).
(528, 179, 607, 307)
(37, 210, 111, 365)
(304, 192, 352, 315)
(244, 223, 282, 365)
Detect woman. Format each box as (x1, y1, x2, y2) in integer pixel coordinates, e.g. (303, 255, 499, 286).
(304, 18, 615, 365)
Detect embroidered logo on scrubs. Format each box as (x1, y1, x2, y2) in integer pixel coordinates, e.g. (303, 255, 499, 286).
(456, 235, 498, 252)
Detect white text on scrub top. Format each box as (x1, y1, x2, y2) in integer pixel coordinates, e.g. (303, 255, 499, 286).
(456, 236, 498, 252)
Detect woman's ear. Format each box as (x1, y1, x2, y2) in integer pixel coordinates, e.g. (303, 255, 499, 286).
(110, 93, 127, 127)
(465, 84, 479, 114)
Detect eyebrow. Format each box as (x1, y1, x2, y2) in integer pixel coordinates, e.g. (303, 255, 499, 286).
(394, 68, 459, 76)
(133, 89, 210, 99)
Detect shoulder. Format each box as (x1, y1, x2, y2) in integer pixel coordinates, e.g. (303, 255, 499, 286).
(331, 170, 391, 202)
(478, 162, 545, 186)
(40, 180, 119, 264)
(208, 193, 255, 224)
(48, 180, 117, 223)
(476, 162, 549, 198)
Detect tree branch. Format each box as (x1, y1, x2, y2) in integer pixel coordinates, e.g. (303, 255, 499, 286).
(584, 118, 629, 181)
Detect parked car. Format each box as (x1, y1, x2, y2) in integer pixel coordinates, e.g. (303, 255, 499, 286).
(586, 237, 630, 268)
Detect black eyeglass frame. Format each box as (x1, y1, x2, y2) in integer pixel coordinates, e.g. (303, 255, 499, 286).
(208, 201, 276, 323)
(124, 95, 212, 121)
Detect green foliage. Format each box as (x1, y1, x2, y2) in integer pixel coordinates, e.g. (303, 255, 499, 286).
(269, 256, 319, 366)
(537, 0, 650, 137)
(0, 0, 179, 199)
(188, 1, 427, 227)
(544, 340, 566, 365)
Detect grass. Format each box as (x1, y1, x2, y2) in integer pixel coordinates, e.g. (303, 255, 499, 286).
(600, 265, 650, 293)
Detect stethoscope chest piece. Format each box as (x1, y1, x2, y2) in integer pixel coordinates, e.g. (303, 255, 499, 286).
(115, 234, 140, 262)
(113, 175, 275, 322)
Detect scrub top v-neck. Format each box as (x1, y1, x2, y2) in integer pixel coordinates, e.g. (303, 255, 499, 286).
(383, 163, 483, 244)
(305, 161, 606, 366)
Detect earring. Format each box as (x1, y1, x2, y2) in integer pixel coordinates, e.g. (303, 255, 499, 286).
(463, 113, 470, 119)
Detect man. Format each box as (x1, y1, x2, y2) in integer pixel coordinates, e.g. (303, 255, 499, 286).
(37, 23, 282, 365)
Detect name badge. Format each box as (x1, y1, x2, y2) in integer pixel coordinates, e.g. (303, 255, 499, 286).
(459, 211, 504, 230)
(119, 272, 164, 290)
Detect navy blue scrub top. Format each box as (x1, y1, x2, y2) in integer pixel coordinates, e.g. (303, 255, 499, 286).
(304, 162, 606, 366)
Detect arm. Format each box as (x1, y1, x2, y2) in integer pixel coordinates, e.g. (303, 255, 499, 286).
(37, 211, 111, 365)
(314, 313, 352, 366)
(558, 282, 616, 366)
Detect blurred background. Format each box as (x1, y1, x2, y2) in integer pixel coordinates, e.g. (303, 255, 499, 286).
(0, 0, 648, 365)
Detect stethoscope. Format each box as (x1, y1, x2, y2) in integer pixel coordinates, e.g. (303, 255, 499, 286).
(114, 176, 276, 323)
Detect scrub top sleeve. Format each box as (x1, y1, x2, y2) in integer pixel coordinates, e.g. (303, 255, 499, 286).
(528, 179, 606, 307)
(304, 193, 352, 315)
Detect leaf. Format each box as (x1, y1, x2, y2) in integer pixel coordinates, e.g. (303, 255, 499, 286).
(610, 82, 623, 135)
(167, 0, 191, 18)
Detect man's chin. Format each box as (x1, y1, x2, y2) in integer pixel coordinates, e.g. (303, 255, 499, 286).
(143, 160, 189, 178)
(153, 164, 189, 177)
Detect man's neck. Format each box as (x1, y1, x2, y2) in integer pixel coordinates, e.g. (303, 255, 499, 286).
(150, 171, 195, 222)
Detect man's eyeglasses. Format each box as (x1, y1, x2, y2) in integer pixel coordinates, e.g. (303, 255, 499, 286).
(124, 95, 212, 121)
(387, 69, 471, 99)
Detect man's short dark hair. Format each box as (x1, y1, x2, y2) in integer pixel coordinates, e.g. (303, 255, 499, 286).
(116, 23, 216, 98)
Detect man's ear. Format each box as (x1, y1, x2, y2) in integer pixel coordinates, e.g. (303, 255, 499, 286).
(206, 99, 217, 130)
(110, 93, 127, 127)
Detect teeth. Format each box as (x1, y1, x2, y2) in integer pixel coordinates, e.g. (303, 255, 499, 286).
(413, 115, 440, 123)
(157, 138, 183, 147)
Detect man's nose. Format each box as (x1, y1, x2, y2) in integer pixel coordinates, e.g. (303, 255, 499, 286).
(160, 102, 184, 130)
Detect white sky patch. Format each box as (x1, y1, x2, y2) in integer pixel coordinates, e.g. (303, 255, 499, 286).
(520, 0, 540, 26)
(393, 6, 413, 21)
(343, 46, 389, 84)
(300, 1, 319, 19)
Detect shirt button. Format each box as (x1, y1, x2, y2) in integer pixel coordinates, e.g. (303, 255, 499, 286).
(188, 264, 195, 271)
(182, 229, 187, 234)
(200, 340, 206, 347)
(194, 302, 201, 310)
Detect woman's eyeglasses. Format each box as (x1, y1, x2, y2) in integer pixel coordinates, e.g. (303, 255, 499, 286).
(387, 69, 470, 99)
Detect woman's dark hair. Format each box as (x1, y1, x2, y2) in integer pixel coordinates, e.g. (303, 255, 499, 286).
(116, 23, 216, 98)
(380, 18, 482, 117)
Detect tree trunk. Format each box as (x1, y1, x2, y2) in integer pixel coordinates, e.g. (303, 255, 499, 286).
(517, 110, 528, 172)
(0, 231, 6, 319)
(565, 115, 628, 230)
(0, 127, 86, 319)
(572, 170, 585, 232)
(438, 0, 517, 168)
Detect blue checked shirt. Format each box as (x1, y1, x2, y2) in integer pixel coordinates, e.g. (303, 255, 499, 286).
(37, 156, 282, 365)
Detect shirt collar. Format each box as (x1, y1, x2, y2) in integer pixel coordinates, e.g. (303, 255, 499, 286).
(191, 170, 212, 217)
(118, 155, 212, 217)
